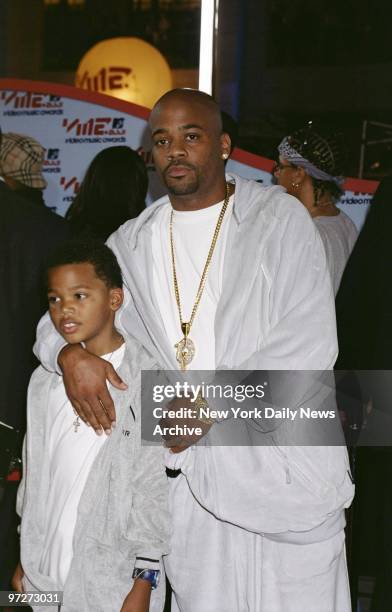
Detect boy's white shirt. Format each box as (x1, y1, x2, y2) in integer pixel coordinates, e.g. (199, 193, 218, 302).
(17, 337, 169, 612)
(39, 344, 125, 587)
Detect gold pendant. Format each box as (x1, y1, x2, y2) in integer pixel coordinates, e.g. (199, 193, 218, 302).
(175, 336, 195, 371)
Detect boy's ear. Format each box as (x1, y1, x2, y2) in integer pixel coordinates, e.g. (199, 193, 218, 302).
(110, 287, 124, 312)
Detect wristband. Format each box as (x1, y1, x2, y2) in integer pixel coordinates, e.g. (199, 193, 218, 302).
(132, 568, 160, 590)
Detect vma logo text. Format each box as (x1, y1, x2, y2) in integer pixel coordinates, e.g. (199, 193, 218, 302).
(62, 117, 126, 144)
(1, 91, 63, 116)
(60, 176, 80, 203)
(76, 66, 132, 93)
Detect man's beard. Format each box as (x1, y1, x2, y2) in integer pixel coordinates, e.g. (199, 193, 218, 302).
(163, 164, 199, 196)
(166, 177, 199, 196)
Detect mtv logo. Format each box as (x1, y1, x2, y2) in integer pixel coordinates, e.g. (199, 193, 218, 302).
(112, 118, 124, 129)
(49, 95, 61, 102)
(47, 148, 59, 160)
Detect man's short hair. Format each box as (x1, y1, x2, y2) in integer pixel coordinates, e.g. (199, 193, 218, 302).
(151, 88, 223, 134)
(46, 239, 123, 289)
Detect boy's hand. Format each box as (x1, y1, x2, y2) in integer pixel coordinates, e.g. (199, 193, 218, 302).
(59, 344, 127, 434)
(120, 578, 151, 612)
(11, 561, 24, 593)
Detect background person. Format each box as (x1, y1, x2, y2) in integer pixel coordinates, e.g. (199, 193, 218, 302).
(0, 129, 69, 590)
(65, 145, 148, 241)
(0, 132, 48, 209)
(274, 125, 358, 295)
(336, 178, 392, 612)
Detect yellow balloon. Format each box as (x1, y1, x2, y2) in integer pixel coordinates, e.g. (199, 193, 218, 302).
(75, 37, 173, 109)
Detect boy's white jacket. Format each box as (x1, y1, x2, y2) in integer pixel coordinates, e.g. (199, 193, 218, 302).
(35, 173, 354, 542)
(17, 337, 169, 612)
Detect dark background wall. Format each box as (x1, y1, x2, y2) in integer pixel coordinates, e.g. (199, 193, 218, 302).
(2, 0, 392, 178)
(215, 0, 392, 178)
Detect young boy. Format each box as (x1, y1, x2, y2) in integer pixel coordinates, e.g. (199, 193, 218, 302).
(12, 240, 169, 612)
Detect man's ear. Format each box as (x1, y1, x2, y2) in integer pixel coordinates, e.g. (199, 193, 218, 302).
(220, 132, 232, 160)
(110, 287, 124, 312)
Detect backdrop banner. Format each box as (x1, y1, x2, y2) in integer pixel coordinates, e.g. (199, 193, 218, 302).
(0, 79, 378, 227)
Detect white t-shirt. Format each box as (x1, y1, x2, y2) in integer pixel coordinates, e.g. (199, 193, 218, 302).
(151, 196, 234, 370)
(39, 343, 125, 587)
(313, 211, 358, 296)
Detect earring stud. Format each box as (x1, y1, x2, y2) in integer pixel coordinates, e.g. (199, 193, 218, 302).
(222, 152, 229, 160)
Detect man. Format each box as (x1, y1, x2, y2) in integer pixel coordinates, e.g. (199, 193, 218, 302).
(35, 89, 354, 612)
(0, 137, 68, 588)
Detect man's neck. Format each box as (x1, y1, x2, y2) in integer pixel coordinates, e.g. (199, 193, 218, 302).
(169, 182, 234, 212)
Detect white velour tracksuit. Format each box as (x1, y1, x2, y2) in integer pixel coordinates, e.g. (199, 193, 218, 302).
(36, 174, 354, 612)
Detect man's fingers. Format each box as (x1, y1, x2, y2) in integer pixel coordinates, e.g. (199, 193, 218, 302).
(106, 364, 127, 391)
(70, 399, 89, 424)
(72, 391, 115, 434)
(97, 384, 117, 426)
(60, 351, 120, 430)
(90, 396, 113, 435)
(80, 399, 103, 434)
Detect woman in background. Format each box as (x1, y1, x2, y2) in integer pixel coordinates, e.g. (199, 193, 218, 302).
(66, 145, 148, 241)
(274, 125, 358, 295)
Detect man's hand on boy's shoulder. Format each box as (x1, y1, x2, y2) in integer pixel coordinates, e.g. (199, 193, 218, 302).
(120, 578, 151, 612)
(58, 344, 128, 435)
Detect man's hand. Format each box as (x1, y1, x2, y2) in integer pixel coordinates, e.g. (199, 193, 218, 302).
(58, 344, 127, 434)
(120, 578, 151, 612)
(161, 396, 213, 453)
(11, 561, 24, 593)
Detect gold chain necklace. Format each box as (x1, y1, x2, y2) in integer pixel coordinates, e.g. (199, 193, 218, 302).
(169, 182, 230, 370)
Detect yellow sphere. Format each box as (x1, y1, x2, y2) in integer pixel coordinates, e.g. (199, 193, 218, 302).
(75, 37, 173, 108)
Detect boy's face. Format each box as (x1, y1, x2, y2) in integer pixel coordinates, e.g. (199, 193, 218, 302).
(47, 263, 122, 349)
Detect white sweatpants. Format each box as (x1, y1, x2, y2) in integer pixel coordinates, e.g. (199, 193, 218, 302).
(165, 474, 351, 612)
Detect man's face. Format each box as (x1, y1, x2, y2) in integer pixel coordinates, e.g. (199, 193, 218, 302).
(150, 96, 230, 199)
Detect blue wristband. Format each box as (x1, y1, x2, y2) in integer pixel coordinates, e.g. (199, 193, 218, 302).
(132, 568, 160, 590)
